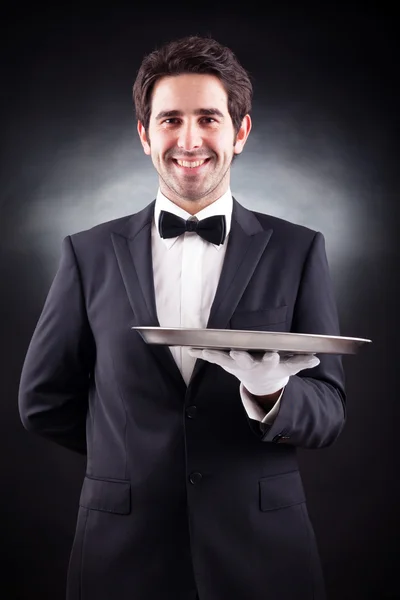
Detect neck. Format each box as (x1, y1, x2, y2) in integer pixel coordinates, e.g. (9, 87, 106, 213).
(159, 182, 230, 215)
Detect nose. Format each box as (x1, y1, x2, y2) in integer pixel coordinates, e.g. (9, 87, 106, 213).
(177, 122, 202, 151)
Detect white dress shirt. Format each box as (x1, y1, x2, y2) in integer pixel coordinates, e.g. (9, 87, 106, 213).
(151, 187, 282, 425)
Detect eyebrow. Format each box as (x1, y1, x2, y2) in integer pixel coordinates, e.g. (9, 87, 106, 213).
(154, 108, 225, 121)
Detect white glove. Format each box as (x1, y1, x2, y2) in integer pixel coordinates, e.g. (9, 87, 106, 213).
(187, 349, 320, 396)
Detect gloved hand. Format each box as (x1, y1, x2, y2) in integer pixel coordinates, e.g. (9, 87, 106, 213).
(187, 349, 320, 396)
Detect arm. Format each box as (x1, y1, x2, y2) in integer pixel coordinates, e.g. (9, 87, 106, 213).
(240, 384, 284, 424)
(253, 232, 346, 448)
(18, 236, 95, 454)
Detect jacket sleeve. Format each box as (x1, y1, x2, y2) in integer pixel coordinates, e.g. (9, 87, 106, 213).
(18, 236, 95, 455)
(253, 231, 346, 448)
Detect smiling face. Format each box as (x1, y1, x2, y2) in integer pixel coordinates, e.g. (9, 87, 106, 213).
(137, 73, 251, 213)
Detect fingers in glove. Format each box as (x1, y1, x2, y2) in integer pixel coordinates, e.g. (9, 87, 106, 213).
(192, 348, 234, 368)
(261, 352, 280, 367)
(229, 350, 256, 369)
(284, 354, 320, 370)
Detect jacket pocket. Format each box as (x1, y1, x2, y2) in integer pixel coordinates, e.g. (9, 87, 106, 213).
(230, 306, 287, 330)
(259, 470, 306, 512)
(79, 475, 131, 515)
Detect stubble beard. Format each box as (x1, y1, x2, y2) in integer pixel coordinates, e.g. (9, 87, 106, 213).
(157, 157, 234, 203)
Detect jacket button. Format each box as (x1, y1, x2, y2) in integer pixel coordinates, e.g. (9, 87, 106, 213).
(272, 431, 286, 443)
(186, 405, 197, 418)
(189, 472, 203, 485)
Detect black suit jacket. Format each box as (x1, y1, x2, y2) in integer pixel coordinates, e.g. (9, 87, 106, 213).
(19, 198, 345, 600)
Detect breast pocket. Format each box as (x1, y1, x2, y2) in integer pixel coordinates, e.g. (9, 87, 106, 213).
(230, 305, 287, 331)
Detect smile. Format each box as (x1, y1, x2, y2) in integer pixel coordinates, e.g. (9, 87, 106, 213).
(176, 159, 206, 167)
(172, 158, 211, 171)
(172, 158, 211, 174)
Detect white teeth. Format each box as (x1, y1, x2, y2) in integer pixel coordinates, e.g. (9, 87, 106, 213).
(176, 159, 206, 168)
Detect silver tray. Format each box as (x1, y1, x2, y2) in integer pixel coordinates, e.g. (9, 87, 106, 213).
(132, 327, 371, 356)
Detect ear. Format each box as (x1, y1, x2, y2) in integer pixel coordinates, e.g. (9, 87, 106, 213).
(234, 114, 252, 154)
(137, 121, 151, 155)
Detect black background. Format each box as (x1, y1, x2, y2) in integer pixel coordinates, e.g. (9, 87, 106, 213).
(1, 5, 398, 599)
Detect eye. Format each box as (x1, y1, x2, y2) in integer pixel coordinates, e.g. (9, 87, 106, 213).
(200, 117, 217, 124)
(162, 118, 180, 125)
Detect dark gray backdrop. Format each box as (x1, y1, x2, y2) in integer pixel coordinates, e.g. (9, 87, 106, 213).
(1, 6, 398, 600)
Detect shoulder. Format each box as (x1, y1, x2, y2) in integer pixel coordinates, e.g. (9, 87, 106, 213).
(233, 196, 319, 244)
(247, 208, 324, 255)
(233, 198, 329, 261)
(253, 210, 318, 240)
(70, 214, 132, 245)
(66, 200, 155, 254)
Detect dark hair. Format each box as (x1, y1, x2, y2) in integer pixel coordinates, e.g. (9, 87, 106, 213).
(133, 35, 252, 135)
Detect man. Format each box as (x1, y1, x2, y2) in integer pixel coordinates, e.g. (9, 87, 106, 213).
(18, 36, 346, 600)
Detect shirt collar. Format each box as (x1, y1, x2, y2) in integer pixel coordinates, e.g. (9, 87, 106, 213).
(154, 188, 233, 250)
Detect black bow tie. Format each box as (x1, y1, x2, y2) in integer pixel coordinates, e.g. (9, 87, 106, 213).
(158, 210, 226, 246)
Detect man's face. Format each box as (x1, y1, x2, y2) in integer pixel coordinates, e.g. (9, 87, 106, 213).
(138, 73, 251, 209)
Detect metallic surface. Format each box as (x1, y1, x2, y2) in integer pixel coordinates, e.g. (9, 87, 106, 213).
(133, 326, 371, 355)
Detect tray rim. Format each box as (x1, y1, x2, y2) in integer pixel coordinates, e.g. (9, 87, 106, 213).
(131, 326, 371, 344)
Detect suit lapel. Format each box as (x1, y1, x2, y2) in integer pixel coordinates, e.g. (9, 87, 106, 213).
(111, 201, 186, 392)
(111, 197, 273, 391)
(190, 198, 273, 385)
